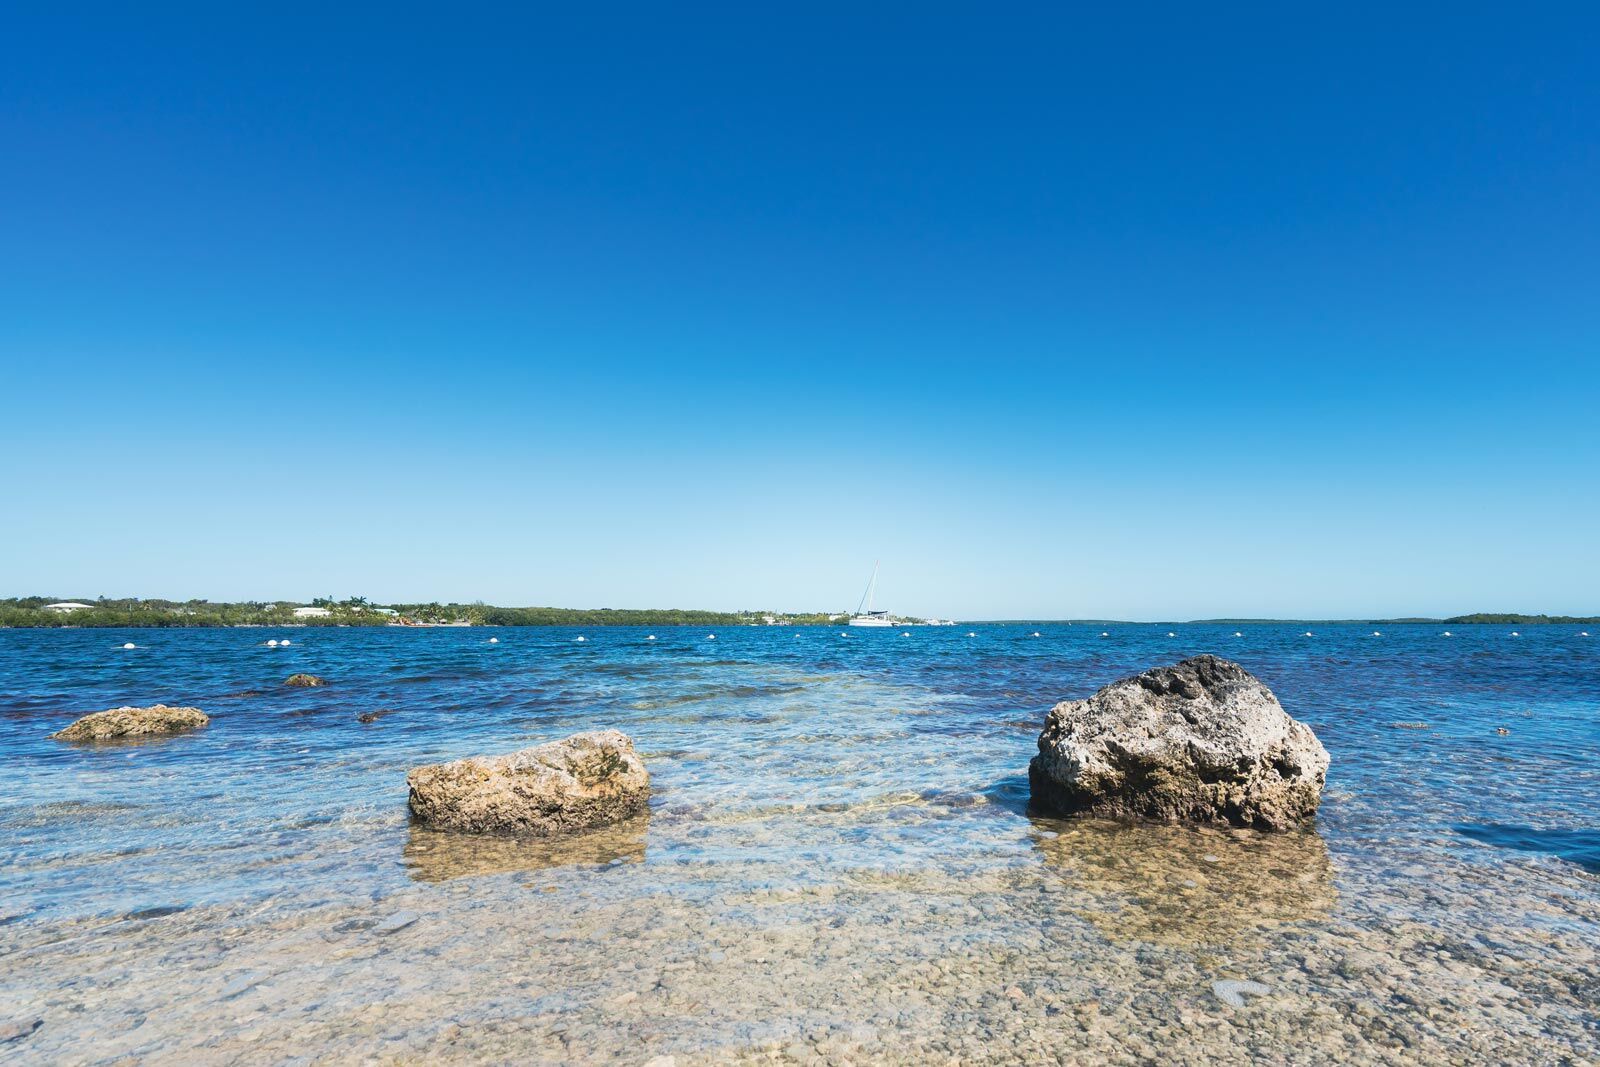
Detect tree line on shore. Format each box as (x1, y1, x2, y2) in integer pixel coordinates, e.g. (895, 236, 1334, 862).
(0, 597, 845, 628)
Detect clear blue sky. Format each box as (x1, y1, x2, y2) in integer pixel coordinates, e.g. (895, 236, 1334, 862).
(3, 5, 1597, 619)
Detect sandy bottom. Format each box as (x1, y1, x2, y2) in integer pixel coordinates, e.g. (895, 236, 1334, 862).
(3, 802, 1597, 1066)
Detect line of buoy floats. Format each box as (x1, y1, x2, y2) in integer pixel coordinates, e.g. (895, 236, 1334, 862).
(110, 624, 1593, 656)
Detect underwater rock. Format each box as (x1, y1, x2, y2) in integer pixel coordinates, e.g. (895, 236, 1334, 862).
(1032, 818, 1335, 946)
(1029, 655, 1328, 829)
(404, 814, 649, 881)
(284, 673, 327, 687)
(0, 1017, 42, 1044)
(51, 704, 209, 742)
(373, 910, 419, 935)
(407, 729, 650, 837)
(1211, 979, 1272, 1008)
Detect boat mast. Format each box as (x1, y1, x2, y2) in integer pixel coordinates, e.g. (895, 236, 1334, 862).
(856, 560, 880, 617)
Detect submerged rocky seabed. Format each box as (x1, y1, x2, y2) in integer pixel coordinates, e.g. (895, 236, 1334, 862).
(2, 625, 1597, 1063)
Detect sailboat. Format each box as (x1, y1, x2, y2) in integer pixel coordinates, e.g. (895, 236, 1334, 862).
(849, 561, 894, 627)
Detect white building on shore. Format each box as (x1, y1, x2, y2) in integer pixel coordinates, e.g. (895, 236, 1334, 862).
(44, 602, 94, 613)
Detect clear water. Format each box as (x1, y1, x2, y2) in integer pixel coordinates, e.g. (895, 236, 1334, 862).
(1, 624, 1597, 1063)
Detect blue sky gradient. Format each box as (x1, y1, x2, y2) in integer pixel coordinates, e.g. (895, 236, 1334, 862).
(3, 5, 1597, 618)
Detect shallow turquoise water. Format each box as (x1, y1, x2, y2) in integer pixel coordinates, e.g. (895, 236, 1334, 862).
(1, 623, 1597, 1063)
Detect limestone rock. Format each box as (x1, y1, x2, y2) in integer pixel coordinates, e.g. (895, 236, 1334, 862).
(51, 704, 209, 742)
(284, 673, 326, 687)
(1029, 655, 1328, 829)
(407, 730, 650, 837)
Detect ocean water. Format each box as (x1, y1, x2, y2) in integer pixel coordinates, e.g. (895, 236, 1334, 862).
(1, 624, 1596, 1064)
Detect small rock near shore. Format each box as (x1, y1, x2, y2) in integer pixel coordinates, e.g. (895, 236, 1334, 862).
(408, 730, 650, 837)
(284, 673, 327, 687)
(51, 704, 209, 742)
(1029, 655, 1328, 830)
(0, 1017, 42, 1044)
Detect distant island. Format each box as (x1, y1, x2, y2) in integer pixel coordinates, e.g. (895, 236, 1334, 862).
(2, 597, 1596, 628)
(1183, 614, 1600, 626)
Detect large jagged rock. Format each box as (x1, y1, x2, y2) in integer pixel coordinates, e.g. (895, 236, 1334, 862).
(407, 730, 650, 837)
(52, 704, 209, 742)
(284, 673, 326, 687)
(1029, 655, 1329, 830)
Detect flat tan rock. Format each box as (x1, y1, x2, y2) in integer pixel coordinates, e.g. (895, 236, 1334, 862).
(407, 730, 649, 837)
(52, 704, 209, 742)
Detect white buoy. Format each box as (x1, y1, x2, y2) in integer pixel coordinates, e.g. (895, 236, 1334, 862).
(1443, 631, 1452, 637)
(1304, 631, 1313, 637)
(1101, 631, 1109, 637)
(575, 635, 586, 642)
(1372, 631, 1381, 637)
(1031, 632, 1041, 638)
(967, 632, 976, 638)
(488, 637, 498, 644)
(1167, 632, 1176, 638)
(901, 631, 910, 637)
(1510, 631, 1519, 637)
(266, 639, 279, 647)
(1582, 632, 1591, 637)
(707, 634, 716, 640)
(121, 642, 137, 650)
(646, 635, 657, 641)
(1233, 632, 1242, 638)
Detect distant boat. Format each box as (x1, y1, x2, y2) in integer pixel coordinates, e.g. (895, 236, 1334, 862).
(848, 561, 894, 627)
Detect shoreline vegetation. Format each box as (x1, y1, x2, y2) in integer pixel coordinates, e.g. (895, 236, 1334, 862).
(2, 597, 1596, 629)
(0, 597, 853, 629)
